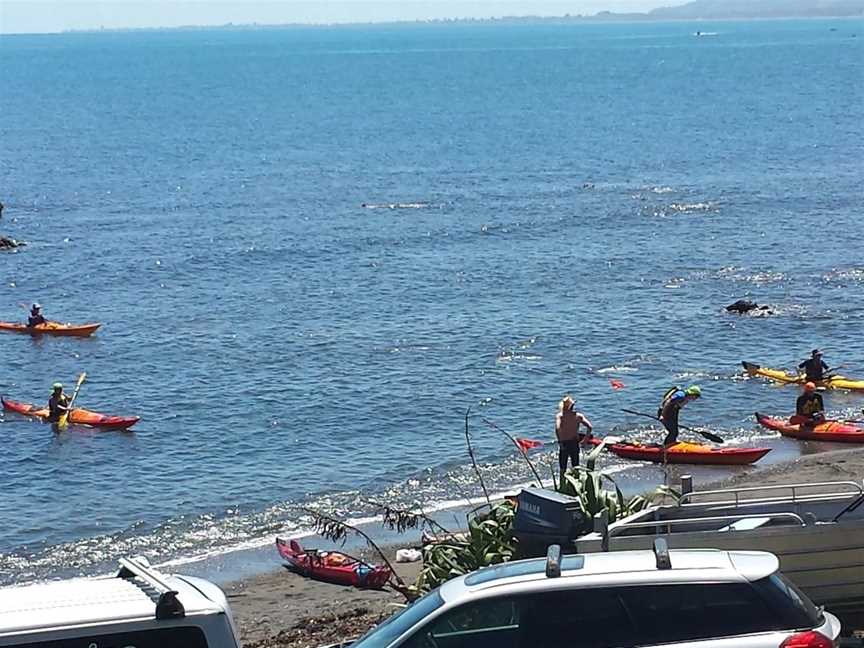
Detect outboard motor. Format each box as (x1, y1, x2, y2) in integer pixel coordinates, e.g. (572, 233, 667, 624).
(513, 487, 588, 558)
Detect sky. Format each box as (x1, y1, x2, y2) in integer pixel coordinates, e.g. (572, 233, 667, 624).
(0, 1, 680, 34)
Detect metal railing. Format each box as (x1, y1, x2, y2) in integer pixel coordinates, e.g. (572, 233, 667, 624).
(678, 480, 863, 508)
(607, 512, 807, 537)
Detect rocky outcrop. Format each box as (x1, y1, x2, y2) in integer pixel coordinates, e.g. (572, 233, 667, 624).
(0, 236, 25, 250)
(726, 299, 772, 315)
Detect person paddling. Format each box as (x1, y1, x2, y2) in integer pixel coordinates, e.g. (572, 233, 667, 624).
(799, 349, 830, 383)
(555, 394, 593, 474)
(47, 383, 71, 423)
(657, 385, 701, 446)
(794, 382, 825, 426)
(27, 304, 46, 327)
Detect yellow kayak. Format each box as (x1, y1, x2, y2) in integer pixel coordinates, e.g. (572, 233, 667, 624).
(742, 361, 864, 392)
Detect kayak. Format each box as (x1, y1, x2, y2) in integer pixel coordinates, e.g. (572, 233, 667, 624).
(585, 436, 770, 466)
(0, 321, 101, 337)
(755, 412, 864, 443)
(276, 538, 391, 589)
(742, 361, 864, 392)
(1, 397, 139, 429)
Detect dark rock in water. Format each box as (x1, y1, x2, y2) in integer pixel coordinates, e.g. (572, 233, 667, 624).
(726, 299, 773, 316)
(0, 236, 25, 250)
(726, 299, 758, 313)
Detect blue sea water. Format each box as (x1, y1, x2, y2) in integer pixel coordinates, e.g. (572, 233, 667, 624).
(1, 18, 863, 584)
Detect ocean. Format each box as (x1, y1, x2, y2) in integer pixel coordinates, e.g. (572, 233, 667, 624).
(1, 17, 863, 584)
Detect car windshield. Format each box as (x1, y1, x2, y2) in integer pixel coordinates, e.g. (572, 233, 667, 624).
(351, 589, 445, 648)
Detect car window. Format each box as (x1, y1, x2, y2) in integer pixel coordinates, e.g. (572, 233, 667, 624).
(9, 626, 210, 647)
(352, 589, 445, 648)
(401, 597, 519, 648)
(751, 574, 822, 628)
(618, 582, 791, 643)
(401, 587, 635, 648)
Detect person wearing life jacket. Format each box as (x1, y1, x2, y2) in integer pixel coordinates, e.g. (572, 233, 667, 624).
(555, 394, 593, 474)
(793, 382, 825, 426)
(47, 383, 71, 423)
(658, 385, 701, 446)
(27, 303, 46, 327)
(799, 349, 830, 383)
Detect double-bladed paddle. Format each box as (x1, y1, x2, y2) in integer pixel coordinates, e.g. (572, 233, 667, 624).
(621, 408, 725, 444)
(58, 372, 86, 431)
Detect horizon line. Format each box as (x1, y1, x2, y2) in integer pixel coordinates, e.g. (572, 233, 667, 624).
(2, 11, 861, 37)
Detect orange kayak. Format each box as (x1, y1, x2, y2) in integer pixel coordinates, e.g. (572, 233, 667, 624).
(1, 397, 139, 429)
(756, 412, 864, 443)
(584, 436, 770, 465)
(0, 321, 101, 337)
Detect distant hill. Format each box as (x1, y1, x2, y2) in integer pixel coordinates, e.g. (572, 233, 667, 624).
(649, 0, 864, 19)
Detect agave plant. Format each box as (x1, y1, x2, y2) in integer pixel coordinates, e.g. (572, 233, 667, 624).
(415, 500, 516, 592)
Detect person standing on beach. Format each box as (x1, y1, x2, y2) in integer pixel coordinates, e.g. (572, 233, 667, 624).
(658, 385, 701, 446)
(555, 395, 593, 474)
(794, 382, 825, 426)
(799, 349, 830, 383)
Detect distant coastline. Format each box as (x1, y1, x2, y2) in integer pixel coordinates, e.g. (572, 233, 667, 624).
(52, 0, 864, 35)
(60, 12, 864, 36)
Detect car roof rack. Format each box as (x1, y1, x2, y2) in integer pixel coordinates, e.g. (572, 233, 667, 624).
(118, 556, 186, 620)
(653, 538, 672, 570)
(545, 544, 562, 578)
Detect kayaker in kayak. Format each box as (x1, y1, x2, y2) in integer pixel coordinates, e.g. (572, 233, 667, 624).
(27, 304, 46, 327)
(658, 385, 701, 446)
(799, 349, 830, 382)
(555, 394, 593, 473)
(793, 382, 825, 426)
(47, 383, 71, 423)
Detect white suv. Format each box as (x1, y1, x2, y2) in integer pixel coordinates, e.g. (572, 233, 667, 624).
(0, 557, 240, 647)
(351, 541, 840, 648)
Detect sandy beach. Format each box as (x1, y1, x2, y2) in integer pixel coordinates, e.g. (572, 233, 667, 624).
(227, 557, 422, 647)
(227, 445, 864, 647)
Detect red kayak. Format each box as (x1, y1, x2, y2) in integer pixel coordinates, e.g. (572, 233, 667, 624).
(755, 412, 864, 443)
(276, 538, 391, 589)
(1, 397, 139, 430)
(584, 436, 770, 466)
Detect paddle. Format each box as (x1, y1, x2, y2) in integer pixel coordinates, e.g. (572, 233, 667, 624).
(621, 408, 725, 444)
(821, 364, 846, 380)
(58, 372, 86, 431)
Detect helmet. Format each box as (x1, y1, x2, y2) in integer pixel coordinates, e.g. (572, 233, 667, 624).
(685, 385, 702, 397)
(804, 382, 816, 393)
(32, 303, 41, 310)
(812, 348, 822, 357)
(52, 382, 63, 391)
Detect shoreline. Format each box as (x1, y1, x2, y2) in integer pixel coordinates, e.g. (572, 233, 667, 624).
(227, 445, 864, 647)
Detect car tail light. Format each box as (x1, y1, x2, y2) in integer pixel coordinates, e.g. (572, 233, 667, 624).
(780, 631, 835, 648)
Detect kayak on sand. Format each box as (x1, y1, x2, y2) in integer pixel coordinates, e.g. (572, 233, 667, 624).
(276, 538, 391, 589)
(755, 412, 864, 443)
(1, 397, 139, 430)
(583, 436, 770, 466)
(0, 321, 101, 337)
(742, 360, 864, 392)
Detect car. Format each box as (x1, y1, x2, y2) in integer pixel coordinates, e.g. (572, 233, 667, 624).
(0, 556, 241, 647)
(350, 540, 840, 648)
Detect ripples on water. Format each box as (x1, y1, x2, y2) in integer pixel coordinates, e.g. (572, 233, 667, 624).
(1, 18, 863, 583)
